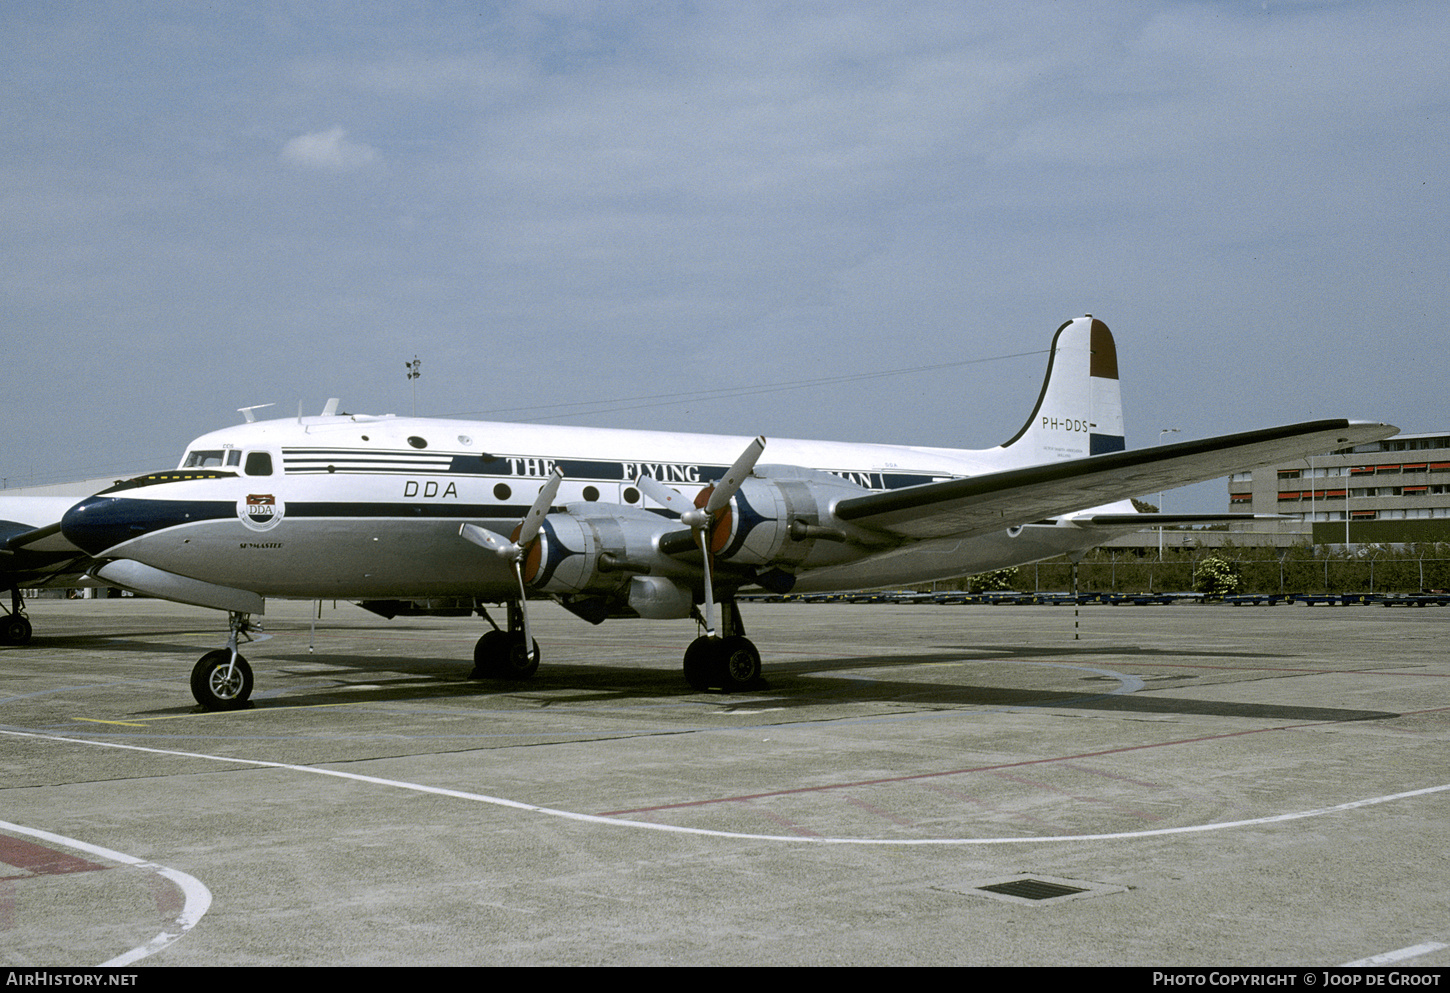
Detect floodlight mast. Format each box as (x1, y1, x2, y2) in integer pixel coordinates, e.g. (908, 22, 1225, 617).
(405, 355, 421, 415)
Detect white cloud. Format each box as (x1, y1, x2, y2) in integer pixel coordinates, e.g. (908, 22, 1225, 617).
(280, 126, 378, 171)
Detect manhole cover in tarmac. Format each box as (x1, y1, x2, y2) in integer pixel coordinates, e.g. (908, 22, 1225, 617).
(947, 873, 1129, 906)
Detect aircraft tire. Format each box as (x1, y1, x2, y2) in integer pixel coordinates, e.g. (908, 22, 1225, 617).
(471, 631, 539, 679)
(191, 650, 253, 711)
(2, 615, 32, 646)
(682, 636, 761, 692)
(496, 636, 540, 680)
(717, 635, 762, 691)
(470, 630, 509, 678)
(683, 637, 715, 691)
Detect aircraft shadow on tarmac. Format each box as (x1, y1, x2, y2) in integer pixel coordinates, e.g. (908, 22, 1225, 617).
(749, 650, 1398, 724)
(81, 637, 1399, 726)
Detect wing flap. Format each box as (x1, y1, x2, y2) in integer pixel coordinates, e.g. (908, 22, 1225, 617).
(833, 419, 1396, 540)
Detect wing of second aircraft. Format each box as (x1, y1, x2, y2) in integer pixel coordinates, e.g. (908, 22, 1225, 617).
(0, 488, 124, 596)
(833, 419, 1396, 540)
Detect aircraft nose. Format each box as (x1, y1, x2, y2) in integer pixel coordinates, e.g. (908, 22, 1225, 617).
(61, 496, 159, 556)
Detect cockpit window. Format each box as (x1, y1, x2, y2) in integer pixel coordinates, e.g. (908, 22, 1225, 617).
(244, 452, 273, 476)
(182, 449, 227, 468)
(227, 450, 242, 467)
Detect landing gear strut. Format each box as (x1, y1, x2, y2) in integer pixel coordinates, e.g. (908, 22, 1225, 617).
(1, 589, 32, 646)
(683, 599, 762, 692)
(471, 601, 540, 680)
(190, 611, 257, 710)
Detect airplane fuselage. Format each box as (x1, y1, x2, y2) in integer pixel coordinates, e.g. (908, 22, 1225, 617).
(61, 412, 1117, 601)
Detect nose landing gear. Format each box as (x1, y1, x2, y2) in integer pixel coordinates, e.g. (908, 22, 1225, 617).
(190, 611, 261, 710)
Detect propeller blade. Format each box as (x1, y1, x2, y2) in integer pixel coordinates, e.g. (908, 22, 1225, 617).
(635, 473, 696, 517)
(706, 435, 766, 514)
(460, 523, 519, 560)
(515, 469, 563, 547)
(512, 561, 536, 662)
(697, 529, 717, 638)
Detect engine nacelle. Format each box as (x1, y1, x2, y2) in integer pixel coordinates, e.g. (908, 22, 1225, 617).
(523, 504, 679, 596)
(704, 466, 874, 569)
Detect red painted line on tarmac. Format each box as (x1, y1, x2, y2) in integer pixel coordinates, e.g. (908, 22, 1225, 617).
(919, 782, 1071, 833)
(987, 770, 1164, 822)
(0, 834, 108, 879)
(736, 805, 824, 838)
(842, 795, 913, 826)
(1060, 762, 1165, 789)
(595, 722, 1333, 816)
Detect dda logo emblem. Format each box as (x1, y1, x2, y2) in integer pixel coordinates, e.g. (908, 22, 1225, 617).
(238, 493, 285, 532)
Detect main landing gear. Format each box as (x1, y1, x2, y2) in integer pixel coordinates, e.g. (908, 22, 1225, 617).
(190, 611, 258, 711)
(1, 589, 33, 646)
(470, 601, 539, 680)
(683, 635, 762, 692)
(682, 600, 763, 693)
(467, 597, 764, 692)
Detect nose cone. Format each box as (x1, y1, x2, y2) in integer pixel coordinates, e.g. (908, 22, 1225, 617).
(62, 496, 154, 556)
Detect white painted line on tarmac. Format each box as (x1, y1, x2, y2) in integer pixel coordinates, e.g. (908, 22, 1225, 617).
(6, 727, 1448, 846)
(0, 817, 213, 966)
(1341, 941, 1447, 967)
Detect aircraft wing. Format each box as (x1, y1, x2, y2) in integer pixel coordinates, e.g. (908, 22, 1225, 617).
(833, 419, 1396, 540)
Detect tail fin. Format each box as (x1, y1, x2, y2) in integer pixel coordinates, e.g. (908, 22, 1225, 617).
(995, 315, 1124, 465)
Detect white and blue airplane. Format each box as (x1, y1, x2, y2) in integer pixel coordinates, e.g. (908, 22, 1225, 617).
(52, 316, 1395, 710)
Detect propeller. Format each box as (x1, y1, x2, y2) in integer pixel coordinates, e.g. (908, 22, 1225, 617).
(636, 436, 765, 638)
(459, 468, 564, 661)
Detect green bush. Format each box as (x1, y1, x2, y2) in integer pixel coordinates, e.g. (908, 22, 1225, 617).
(1193, 556, 1240, 597)
(969, 568, 1020, 592)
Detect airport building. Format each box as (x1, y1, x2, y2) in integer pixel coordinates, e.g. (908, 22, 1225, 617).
(1226, 430, 1450, 544)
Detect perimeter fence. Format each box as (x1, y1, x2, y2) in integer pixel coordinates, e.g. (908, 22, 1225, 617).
(968, 543, 1450, 595)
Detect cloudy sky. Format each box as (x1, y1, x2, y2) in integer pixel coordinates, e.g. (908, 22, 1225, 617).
(3, 1, 1445, 512)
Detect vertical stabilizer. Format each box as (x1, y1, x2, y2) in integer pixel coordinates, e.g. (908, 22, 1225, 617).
(995, 316, 1124, 465)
